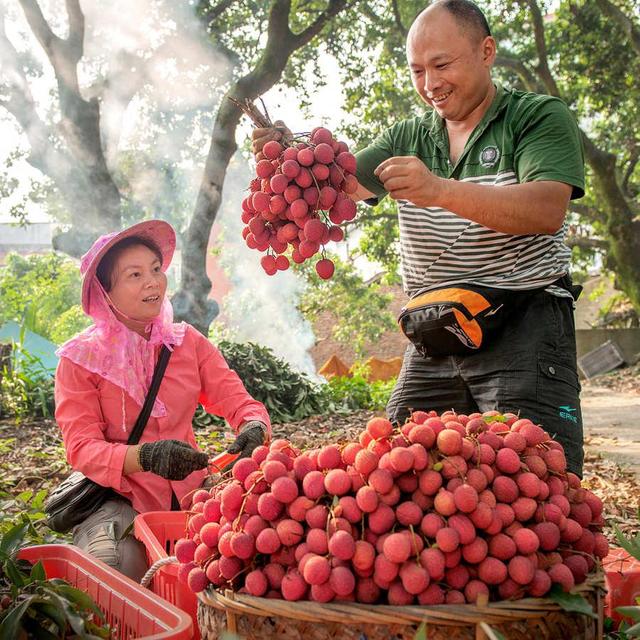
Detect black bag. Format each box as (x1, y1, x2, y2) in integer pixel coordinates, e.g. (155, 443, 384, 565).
(398, 284, 537, 358)
(45, 345, 172, 533)
(398, 277, 582, 359)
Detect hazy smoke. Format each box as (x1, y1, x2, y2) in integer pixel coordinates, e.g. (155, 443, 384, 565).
(214, 154, 318, 377)
(1, 0, 319, 374)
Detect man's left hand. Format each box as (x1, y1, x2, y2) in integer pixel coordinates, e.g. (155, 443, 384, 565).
(374, 156, 445, 207)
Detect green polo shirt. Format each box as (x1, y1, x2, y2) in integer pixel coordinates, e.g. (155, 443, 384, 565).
(355, 85, 585, 298)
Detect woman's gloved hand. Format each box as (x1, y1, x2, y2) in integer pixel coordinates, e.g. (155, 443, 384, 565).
(227, 421, 267, 459)
(139, 439, 208, 480)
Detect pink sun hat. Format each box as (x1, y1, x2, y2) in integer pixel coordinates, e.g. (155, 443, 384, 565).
(80, 220, 176, 315)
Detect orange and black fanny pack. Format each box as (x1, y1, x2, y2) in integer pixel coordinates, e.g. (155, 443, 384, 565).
(398, 285, 535, 358)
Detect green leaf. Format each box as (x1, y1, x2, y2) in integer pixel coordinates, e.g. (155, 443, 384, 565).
(0, 520, 30, 557)
(43, 588, 91, 636)
(16, 490, 33, 503)
(483, 415, 507, 424)
(414, 621, 428, 640)
(4, 558, 27, 588)
(616, 606, 640, 622)
(614, 525, 640, 561)
(548, 584, 597, 619)
(30, 600, 67, 635)
(0, 594, 36, 638)
(52, 582, 105, 621)
(30, 559, 46, 581)
(118, 521, 135, 541)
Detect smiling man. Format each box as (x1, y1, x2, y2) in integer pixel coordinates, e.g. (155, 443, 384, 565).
(353, 0, 586, 476)
(251, 0, 586, 475)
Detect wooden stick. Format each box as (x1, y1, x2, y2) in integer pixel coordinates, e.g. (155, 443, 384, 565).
(228, 97, 272, 128)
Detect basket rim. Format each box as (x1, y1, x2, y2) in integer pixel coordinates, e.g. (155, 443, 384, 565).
(197, 571, 604, 628)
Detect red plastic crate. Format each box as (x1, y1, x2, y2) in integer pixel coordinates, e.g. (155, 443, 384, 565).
(18, 544, 193, 639)
(134, 511, 200, 639)
(604, 546, 640, 624)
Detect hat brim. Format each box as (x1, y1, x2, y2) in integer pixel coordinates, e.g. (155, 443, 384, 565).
(81, 220, 176, 315)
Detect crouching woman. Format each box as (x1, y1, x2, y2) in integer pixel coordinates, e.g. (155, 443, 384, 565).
(54, 220, 270, 580)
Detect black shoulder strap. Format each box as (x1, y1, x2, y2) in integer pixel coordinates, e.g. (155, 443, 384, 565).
(126, 345, 173, 445)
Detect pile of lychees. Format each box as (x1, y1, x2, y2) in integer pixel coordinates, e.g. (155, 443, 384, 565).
(243, 126, 358, 279)
(176, 410, 608, 605)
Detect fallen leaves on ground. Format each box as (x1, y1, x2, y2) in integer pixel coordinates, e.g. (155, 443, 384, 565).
(583, 363, 640, 396)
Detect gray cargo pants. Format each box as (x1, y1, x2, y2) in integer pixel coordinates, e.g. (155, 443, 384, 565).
(72, 498, 148, 582)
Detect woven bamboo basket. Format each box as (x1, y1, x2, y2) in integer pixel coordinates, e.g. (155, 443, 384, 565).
(197, 571, 604, 640)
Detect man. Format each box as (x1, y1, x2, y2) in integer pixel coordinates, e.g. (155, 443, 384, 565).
(254, 0, 585, 475)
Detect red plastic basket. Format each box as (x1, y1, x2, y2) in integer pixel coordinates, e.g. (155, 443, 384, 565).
(18, 544, 193, 639)
(134, 511, 199, 639)
(604, 546, 640, 624)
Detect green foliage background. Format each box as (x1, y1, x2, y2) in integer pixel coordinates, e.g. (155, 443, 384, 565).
(0, 253, 90, 345)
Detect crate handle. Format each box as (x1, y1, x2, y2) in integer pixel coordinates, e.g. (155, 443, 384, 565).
(140, 555, 178, 589)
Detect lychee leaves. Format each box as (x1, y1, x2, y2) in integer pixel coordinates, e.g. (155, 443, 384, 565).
(548, 584, 598, 619)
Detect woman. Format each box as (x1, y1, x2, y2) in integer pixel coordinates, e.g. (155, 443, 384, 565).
(55, 220, 270, 580)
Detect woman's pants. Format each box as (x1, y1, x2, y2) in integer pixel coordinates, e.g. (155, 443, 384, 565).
(72, 498, 148, 582)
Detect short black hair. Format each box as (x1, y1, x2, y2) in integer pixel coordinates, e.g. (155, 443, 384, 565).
(96, 235, 163, 292)
(433, 0, 491, 40)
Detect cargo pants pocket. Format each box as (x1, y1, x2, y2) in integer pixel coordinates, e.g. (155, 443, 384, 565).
(536, 355, 584, 477)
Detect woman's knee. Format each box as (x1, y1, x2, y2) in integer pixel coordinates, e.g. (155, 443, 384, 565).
(72, 499, 147, 581)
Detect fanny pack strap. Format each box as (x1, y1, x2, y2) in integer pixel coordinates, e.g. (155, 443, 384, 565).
(553, 274, 583, 302)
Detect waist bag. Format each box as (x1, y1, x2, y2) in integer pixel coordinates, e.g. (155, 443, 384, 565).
(398, 285, 536, 358)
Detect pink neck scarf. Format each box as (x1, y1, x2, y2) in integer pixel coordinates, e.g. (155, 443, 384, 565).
(56, 276, 187, 418)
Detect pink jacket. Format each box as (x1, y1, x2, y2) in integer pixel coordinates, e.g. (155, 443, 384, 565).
(54, 325, 270, 513)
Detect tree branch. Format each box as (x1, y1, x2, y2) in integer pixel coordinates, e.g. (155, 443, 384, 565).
(17, 0, 80, 93)
(199, 0, 237, 26)
(622, 144, 639, 197)
(293, 0, 355, 50)
(522, 0, 561, 96)
(595, 0, 640, 56)
(494, 55, 543, 92)
(390, 0, 407, 37)
(15, 0, 60, 61)
(0, 14, 70, 182)
(16, 0, 121, 244)
(64, 0, 84, 63)
(568, 201, 606, 223)
(565, 235, 608, 250)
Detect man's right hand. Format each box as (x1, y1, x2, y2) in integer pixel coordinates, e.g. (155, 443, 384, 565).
(252, 119, 292, 155)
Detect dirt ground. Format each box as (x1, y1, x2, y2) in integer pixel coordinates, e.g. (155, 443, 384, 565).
(582, 382, 640, 479)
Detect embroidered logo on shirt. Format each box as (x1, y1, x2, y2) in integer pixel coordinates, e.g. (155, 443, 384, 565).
(479, 145, 500, 167)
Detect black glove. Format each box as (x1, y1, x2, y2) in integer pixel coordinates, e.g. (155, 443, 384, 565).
(227, 421, 267, 459)
(139, 439, 208, 481)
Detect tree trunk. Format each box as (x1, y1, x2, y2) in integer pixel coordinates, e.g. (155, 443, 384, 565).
(52, 94, 123, 257)
(15, 0, 122, 257)
(582, 136, 640, 311)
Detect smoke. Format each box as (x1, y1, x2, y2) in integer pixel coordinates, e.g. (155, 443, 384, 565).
(214, 154, 318, 377)
(1, 0, 231, 231)
(1, 0, 319, 374)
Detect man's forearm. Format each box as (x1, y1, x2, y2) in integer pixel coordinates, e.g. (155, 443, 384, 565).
(434, 179, 572, 236)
